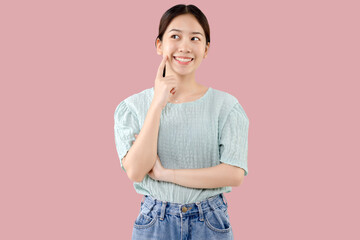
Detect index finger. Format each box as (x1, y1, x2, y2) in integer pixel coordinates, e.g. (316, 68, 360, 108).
(157, 55, 168, 78)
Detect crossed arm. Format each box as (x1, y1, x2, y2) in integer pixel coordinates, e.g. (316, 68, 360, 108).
(129, 134, 245, 188)
(161, 163, 245, 189)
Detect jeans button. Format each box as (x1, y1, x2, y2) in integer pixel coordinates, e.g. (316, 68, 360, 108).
(182, 206, 192, 212)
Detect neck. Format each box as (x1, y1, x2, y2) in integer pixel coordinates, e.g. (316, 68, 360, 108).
(165, 66, 199, 96)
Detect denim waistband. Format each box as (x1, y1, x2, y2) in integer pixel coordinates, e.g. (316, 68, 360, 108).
(140, 193, 228, 220)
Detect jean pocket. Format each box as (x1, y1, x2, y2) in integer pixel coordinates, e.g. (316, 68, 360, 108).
(133, 207, 157, 229)
(204, 206, 232, 233)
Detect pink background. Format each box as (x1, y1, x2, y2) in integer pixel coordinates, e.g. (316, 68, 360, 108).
(1, 0, 359, 239)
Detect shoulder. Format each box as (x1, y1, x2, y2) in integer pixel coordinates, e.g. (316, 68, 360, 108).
(211, 87, 241, 116)
(116, 87, 153, 113)
(211, 88, 239, 108)
(123, 87, 153, 106)
(211, 87, 249, 124)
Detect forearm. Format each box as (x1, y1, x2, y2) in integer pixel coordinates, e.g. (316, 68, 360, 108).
(163, 163, 242, 189)
(124, 102, 162, 182)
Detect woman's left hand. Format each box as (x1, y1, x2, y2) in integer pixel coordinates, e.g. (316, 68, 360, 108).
(133, 134, 167, 181)
(147, 155, 166, 181)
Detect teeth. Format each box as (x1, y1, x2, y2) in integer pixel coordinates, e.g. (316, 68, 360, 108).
(175, 57, 192, 62)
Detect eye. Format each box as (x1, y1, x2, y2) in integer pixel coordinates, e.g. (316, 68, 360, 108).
(170, 35, 200, 41)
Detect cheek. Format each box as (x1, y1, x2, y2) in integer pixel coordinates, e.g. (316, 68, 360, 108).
(163, 43, 177, 51)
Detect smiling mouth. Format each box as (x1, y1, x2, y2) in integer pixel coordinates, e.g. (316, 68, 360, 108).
(173, 56, 194, 63)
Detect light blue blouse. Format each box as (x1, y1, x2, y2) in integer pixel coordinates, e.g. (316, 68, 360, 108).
(114, 87, 249, 204)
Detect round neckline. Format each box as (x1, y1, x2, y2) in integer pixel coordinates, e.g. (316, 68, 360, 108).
(151, 87, 212, 106)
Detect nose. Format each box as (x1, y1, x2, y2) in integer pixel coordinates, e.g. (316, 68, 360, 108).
(178, 39, 192, 53)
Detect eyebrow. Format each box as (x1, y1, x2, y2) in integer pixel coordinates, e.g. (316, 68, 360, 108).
(168, 29, 204, 37)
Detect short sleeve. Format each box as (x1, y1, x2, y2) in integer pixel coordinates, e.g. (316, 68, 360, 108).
(219, 102, 249, 176)
(114, 100, 140, 173)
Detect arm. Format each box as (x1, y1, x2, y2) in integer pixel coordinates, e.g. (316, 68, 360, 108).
(123, 102, 162, 182)
(161, 163, 245, 189)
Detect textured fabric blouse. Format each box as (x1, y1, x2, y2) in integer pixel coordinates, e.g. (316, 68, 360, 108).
(114, 86, 249, 204)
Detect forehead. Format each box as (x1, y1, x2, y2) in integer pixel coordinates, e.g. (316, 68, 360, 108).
(166, 14, 204, 35)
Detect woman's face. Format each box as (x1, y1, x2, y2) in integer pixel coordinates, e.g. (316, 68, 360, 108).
(156, 14, 210, 77)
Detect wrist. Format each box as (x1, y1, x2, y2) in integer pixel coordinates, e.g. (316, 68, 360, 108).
(150, 99, 164, 112)
(163, 169, 175, 183)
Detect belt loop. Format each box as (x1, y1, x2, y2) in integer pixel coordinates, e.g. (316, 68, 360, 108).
(207, 196, 217, 211)
(141, 195, 145, 206)
(142, 195, 156, 216)
(195, 202, 204, 221)
(221, 193, 228, 207)
(179, 205, 183, 218)
(159, 201, 167, 220)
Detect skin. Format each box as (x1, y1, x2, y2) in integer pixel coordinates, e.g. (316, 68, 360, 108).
(156, 13, 211, 100)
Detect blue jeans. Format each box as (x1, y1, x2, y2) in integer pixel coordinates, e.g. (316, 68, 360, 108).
(131, 193, 234, 240)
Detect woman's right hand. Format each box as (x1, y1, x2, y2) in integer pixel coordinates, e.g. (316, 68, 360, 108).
(152, 55, 178, 109)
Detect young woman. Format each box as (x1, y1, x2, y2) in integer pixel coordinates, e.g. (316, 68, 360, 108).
(114, 4, 249, 240)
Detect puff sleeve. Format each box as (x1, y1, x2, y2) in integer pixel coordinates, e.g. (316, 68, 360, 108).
(114, 100, 140, 173)
(219, 102, 249, 176)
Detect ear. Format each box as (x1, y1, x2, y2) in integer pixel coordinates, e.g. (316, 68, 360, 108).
(156, 38, 163, 55)
(203, 42, 210, 59)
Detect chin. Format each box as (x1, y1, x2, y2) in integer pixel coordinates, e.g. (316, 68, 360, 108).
(176, 71, 195, 77)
